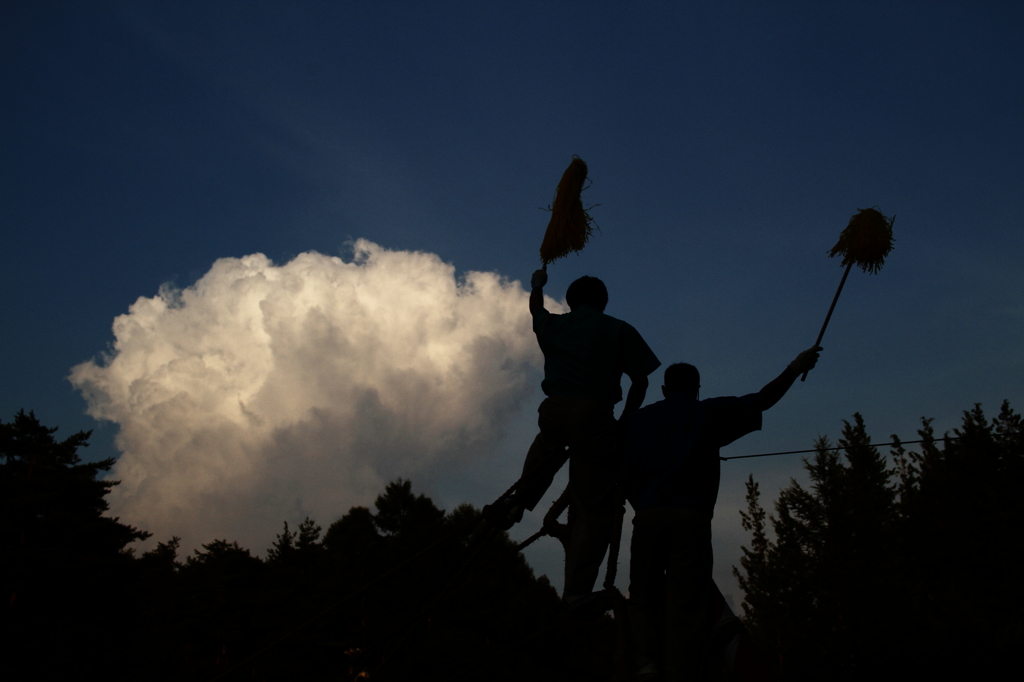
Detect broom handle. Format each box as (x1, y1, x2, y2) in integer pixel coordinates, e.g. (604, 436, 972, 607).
(802, 260, 853, 382)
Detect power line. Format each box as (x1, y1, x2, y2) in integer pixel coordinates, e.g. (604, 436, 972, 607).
(721, 433, 982, 461)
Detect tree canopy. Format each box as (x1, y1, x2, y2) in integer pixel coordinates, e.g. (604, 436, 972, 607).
(2, 410, 151, 678)
(1, 414, 613, 680)
(10, 400, 1017, 679)
(734, 401, 1024, 679)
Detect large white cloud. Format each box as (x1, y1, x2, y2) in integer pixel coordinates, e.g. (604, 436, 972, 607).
(71, 240, 554, 553)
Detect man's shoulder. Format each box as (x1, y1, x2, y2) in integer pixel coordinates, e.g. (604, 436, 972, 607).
(701, 396, 739, 407)
(583, 307, 626, 326)
(629, 399, 663, 429)
(633, 398, 664, 419)
(547, 307, 627, 334)
(702, 395, 759, 411)
(700, 395, 762, 430)
(600, 312, 636, 332)
(631, 396, 685, 426)
(548, 306, 636, 330)
(700, 396, 744, 417)
(615, 317, 654, 348)
(699, 394, 763, 445)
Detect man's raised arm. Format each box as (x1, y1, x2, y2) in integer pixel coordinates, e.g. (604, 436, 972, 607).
(753, 346, 822, 412)
(530, 267, 548, 315)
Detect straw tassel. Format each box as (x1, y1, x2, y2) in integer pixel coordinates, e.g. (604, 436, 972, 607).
(539, 156, 595, 265)
(828, 207, 895, 274)
(803, 207, 895, 381)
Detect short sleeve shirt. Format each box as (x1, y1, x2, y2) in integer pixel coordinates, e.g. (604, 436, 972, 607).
(624, 393, 762, 516)
(532, 304, 661, 405)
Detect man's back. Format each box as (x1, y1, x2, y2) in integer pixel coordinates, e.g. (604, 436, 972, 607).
(503, 271, 659, 601)
(625, 394, 761, 516)
(534, 304, 658, 405)
(624, 350, 822, 680)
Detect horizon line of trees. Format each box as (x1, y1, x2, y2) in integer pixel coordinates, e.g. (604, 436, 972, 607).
(1, 409, 613, 681)
(4, 400, 1022, 680)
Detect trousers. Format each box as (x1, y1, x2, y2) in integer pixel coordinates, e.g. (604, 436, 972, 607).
(516, 396, 620, 598)
(627, 506, 713, 681)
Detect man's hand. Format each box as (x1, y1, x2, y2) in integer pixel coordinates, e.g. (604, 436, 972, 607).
(529, 266, 548, 315)
(620, 375, 649, 422)
(788, 346, 823, 374)
(531, 267, 548, 290)
(757, 346, 823, 410)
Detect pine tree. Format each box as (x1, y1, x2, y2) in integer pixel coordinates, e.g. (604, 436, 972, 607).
(734, 415, 898, 679)
(1, 410, 150, 676)
(734, 402, 1024, 679)
(892, 401, 1024, 672)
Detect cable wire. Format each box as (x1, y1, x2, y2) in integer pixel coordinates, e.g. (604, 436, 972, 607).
(721, 432, 1001, 461)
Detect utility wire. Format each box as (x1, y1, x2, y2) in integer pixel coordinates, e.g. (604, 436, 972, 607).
(206, 427, 1017, 679)
(720, 432, 1001, 461)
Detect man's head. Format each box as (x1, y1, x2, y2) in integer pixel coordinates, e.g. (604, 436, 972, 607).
(565, 276, 608, 312)
(663, 363, 700, 399)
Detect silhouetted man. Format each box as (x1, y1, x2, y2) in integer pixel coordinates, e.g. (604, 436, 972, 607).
(489, 268, 660, 608)
(623, 346, 821, 681)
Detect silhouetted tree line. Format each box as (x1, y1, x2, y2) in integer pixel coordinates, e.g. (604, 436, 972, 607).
(735, 401, 1024, 679)
(1, 410, 614, 681)
(6, 403, 1022, 680)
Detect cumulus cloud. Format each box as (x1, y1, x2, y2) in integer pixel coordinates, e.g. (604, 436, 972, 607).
(71, 240, 554, 553)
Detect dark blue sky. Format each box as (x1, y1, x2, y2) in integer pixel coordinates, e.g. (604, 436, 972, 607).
(3, 1, 1022, 598)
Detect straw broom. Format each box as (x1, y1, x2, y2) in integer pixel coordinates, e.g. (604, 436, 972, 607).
(803, 207, 895, 381)
(539, 156, 595, 267)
